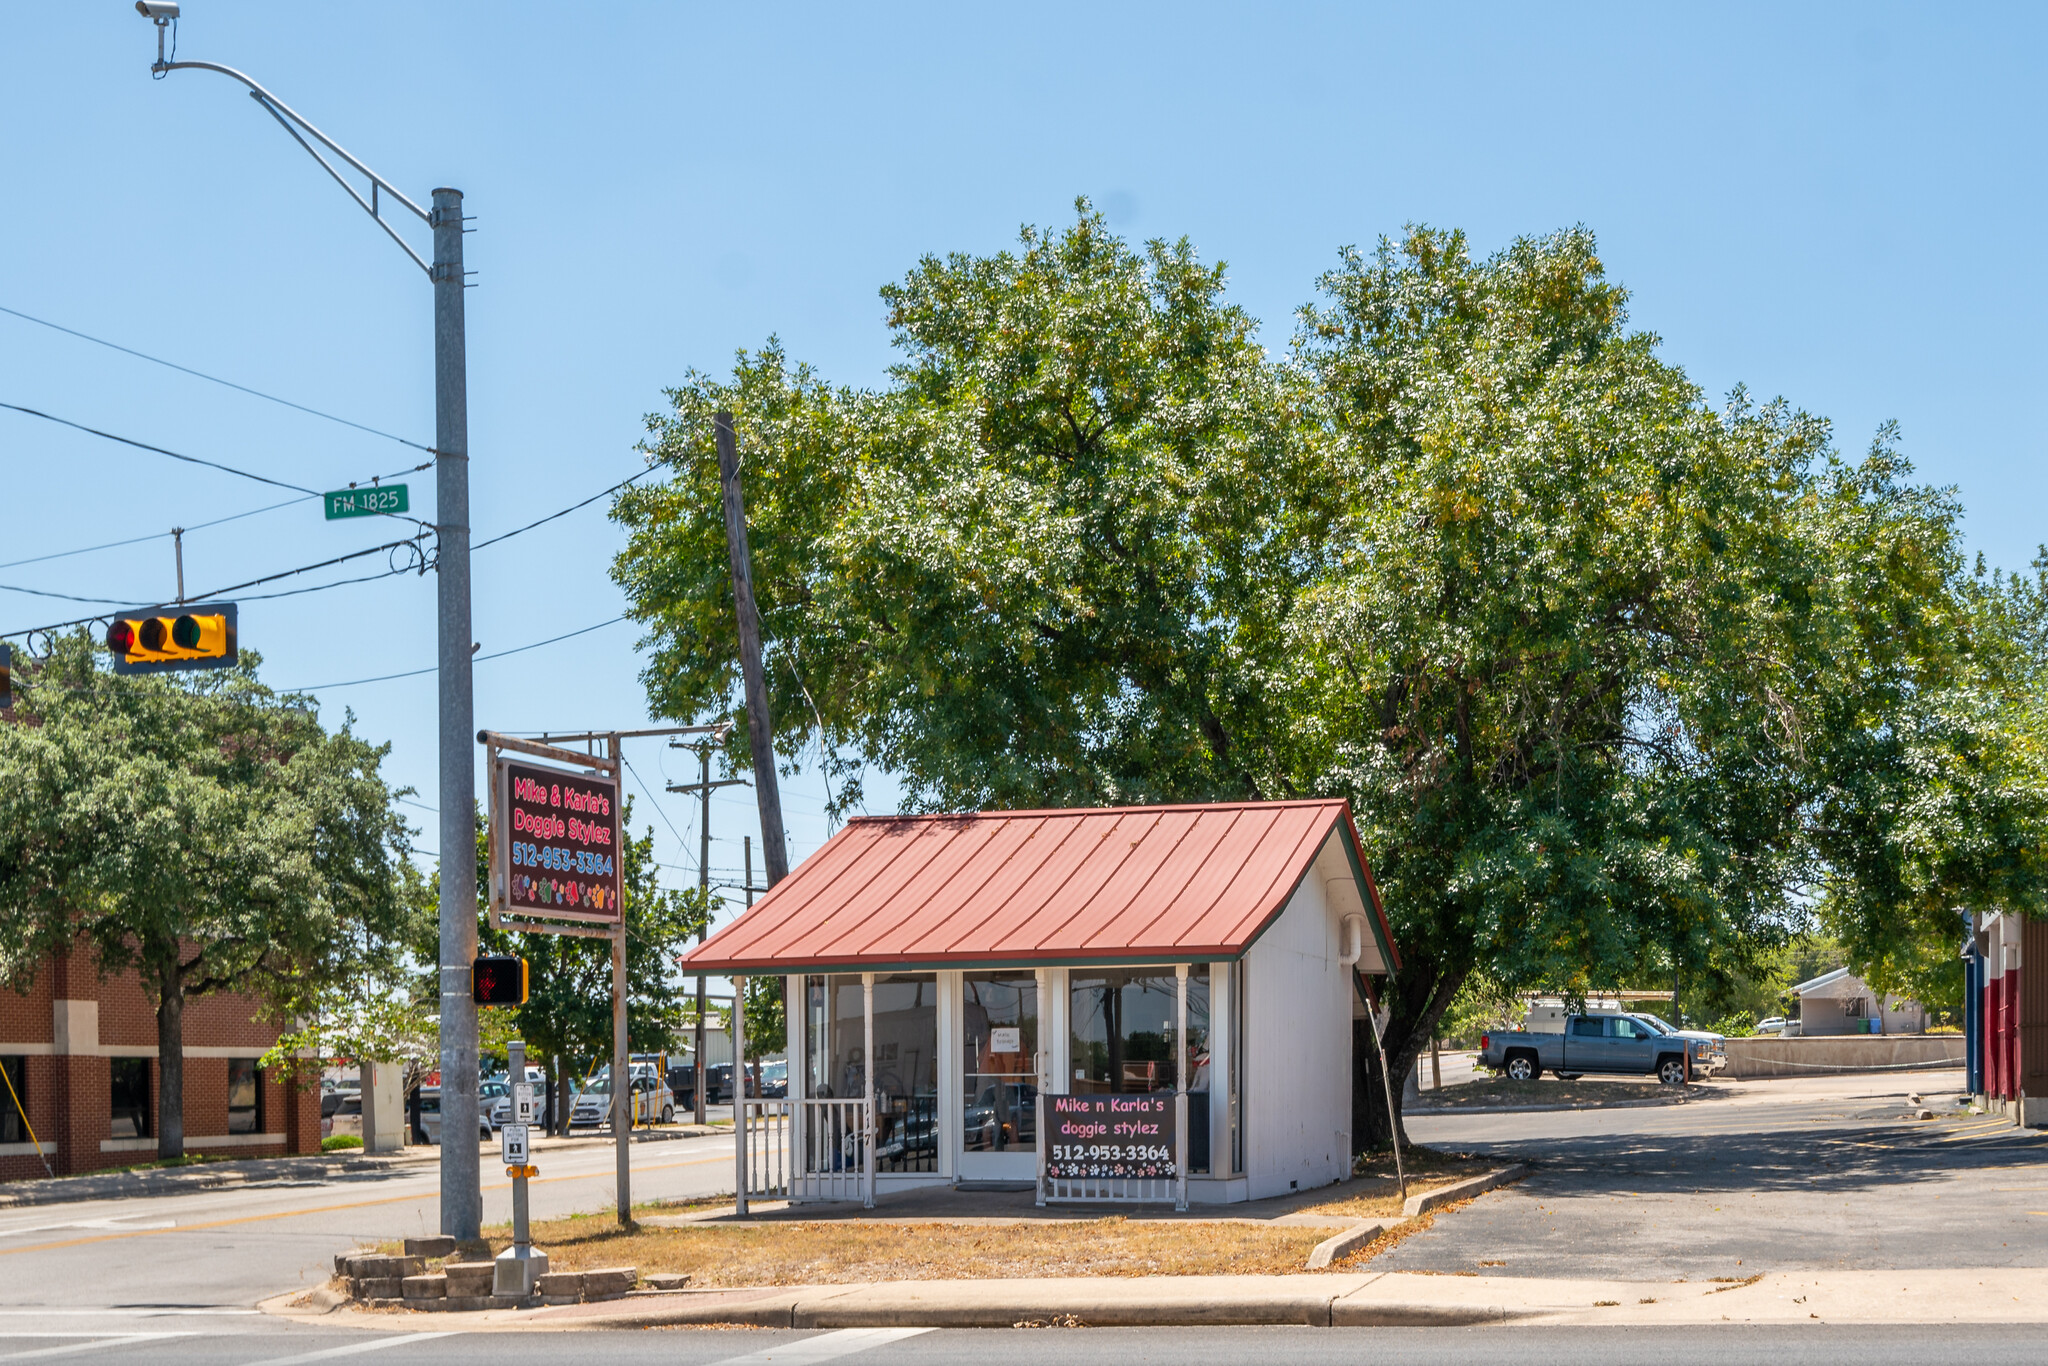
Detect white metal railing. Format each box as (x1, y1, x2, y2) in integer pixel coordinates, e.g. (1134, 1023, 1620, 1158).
(739, 1099, 793, 1203)
(1036, 1092, 1188, 1209)
(788, 1096, 873, 1207)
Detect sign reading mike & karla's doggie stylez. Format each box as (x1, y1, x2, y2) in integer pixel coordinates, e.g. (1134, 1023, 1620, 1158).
(496, 758, 621, 922)
(1045, 1094, 1177, 1179)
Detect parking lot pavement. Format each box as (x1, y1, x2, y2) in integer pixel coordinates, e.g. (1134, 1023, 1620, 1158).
(1395, 1069, 2048, 1280)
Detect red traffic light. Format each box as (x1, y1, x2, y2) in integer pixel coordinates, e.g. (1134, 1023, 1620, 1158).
(107, 620, 136, 654)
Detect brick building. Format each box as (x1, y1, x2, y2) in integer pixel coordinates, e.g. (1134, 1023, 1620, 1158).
(0, 943, 321, 1182)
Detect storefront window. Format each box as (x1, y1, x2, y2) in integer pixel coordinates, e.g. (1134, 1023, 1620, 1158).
(804, 972, 938, 1172)
(1070, 968, 1212, 1172)
(110, 1057, 150, 1139)
(0, 1057, 25, 1145)
(962, 971, 1038, 1153)
(227, 1058, 262, 1135)
(1069, 969, 1208, 1094)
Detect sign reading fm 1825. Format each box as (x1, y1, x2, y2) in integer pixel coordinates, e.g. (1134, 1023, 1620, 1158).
(324, 484, 409, 520)
(496, 758, 622, 922)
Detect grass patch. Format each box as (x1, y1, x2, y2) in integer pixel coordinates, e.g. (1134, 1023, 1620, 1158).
(467, 1213, 1333, 1283)
(94, 1153, 238, 1175)
(1306, 1152, 1499, 1220)
(322, 1135, 363, 1152)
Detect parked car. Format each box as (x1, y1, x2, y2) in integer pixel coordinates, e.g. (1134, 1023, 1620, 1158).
(1756, 1016, 1788, 1035)
(758, 1060, 788, 1099)
(320, 1086, 360, 1119)
(570, 1072, 674, 1129)
(1479, 1012, 1723, 1085)
(417, 1088, 494, 1144)
(964, 1081, 1037, 1150)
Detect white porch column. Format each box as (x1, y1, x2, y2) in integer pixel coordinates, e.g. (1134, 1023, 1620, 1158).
(1175, 963, 1189, 1210)
(1209, 961, 1233, 1177)
(937, 971, 960, 1182)
(862, 972, 876, 1209)
(733, 975, 748, 1215)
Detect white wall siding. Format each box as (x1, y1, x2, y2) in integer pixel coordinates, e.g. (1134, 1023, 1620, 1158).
(1241, 830, 1356, 1200)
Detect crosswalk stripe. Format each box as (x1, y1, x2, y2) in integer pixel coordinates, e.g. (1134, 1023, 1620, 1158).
(704, 1327, 937, 1366)
(233, 1331, 456, 1366)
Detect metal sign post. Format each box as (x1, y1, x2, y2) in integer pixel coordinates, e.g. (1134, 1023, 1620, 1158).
(494, 1039, 546, 1297)
(481, 722, 740, 1230)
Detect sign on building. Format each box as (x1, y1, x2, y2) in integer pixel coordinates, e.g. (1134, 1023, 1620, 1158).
(1044, 1094, 1177, 1180)
(493, 758, 622, 925)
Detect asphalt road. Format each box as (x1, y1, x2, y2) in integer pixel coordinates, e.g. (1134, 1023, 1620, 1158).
(1396, 1069, 2048, 1279)
(0, 1130, 740, 1311)
(1, 1320, 2046, 1366)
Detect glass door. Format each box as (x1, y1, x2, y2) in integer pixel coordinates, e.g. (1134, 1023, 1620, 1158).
(959, 970, 1038, 1180)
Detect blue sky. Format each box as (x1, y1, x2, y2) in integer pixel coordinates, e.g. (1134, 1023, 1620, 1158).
(4, 3, 2042, 939)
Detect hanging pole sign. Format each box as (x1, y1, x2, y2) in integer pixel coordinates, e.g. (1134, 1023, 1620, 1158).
(324, 484, 410, 520)
(493, 756, 622, 925)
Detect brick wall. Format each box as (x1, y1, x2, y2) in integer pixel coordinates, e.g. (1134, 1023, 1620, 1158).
(0, 942, 324, 1182)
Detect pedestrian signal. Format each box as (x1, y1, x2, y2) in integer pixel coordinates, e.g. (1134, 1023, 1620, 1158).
(473, 955, 529, 1007)
(106, 602, 238, 675)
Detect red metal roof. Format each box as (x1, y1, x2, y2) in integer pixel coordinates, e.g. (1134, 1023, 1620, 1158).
(679, 799, 1398, 974)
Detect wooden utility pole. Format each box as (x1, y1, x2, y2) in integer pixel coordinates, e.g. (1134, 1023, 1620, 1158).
(714, 412, 789, 890)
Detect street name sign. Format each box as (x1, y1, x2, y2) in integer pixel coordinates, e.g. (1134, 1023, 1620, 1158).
(324, 484, 409, 520)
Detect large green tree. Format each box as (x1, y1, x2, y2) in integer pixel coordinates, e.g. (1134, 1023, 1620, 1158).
(612, 208, 2048, 1148)
(0, 632, 409, 1159)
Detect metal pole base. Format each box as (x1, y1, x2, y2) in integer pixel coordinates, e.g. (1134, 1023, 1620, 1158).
(493, 1245, 549, 1298)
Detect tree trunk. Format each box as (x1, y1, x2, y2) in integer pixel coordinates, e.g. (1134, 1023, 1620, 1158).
(155, 963, 184, 1161)
(1350, 958, 1467, 1157)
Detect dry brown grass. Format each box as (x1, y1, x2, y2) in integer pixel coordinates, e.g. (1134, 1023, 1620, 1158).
(462, 1214, 1333, 1283)
(1300, 1153, 1498, 1220)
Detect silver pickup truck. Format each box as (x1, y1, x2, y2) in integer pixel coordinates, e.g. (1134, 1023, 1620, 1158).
(1479, 1012, 1724, 1085)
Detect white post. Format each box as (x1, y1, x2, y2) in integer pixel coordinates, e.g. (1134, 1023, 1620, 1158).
(734, 974, 748, 1215)
(862, 972, 876, 1210)
(1175, 963, 1189, 1211)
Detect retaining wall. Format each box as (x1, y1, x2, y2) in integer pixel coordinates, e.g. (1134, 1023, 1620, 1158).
(1721, 1034, 1963, 1079)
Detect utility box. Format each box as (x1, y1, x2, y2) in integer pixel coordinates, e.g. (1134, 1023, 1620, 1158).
(361, 1060, 406, 1154)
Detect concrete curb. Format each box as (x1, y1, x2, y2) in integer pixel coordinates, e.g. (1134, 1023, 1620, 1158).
(1409, 1096, 1710, 1116)
(0, 1151, 441, 1209)
(1402, 1164, 1528, 1218)
(1304, 1220, 1397, 1269)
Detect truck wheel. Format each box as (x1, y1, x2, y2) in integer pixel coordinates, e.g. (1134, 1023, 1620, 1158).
(1657, 1055, 1689, 1085)
(1505, 1052, 1540, 1082)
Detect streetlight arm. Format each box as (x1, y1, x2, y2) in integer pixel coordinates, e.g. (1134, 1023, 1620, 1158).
(153, 58, 434, 276)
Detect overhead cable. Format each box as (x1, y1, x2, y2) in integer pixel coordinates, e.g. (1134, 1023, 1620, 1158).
(280, 615, 626, 692)
(0, 302, 434, 452)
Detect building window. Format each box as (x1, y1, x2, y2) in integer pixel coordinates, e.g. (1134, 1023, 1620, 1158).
(1070, 968, 1212, 1173)
(110, 1058, 150, 1139)
(0, 1057, 26, 1145)
(803, 972, 938, 1173)
(227, 1058, 262, 1135)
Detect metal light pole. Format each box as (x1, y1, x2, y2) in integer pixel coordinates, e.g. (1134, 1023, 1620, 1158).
(141, 5, 482, 1239)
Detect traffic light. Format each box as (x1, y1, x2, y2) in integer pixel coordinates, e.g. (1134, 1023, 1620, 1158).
(106, 602, 237, 675)
(473, 955, 529, 1007)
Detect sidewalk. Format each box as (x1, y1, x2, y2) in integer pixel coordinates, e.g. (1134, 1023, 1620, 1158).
(0, 1123, 723, 1210)
(274, 1266, 2048, 1330)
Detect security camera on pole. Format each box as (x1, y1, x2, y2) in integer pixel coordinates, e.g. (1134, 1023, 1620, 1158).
(139, 3, 483, 1239)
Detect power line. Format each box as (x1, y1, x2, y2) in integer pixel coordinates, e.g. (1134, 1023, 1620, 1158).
(472, 465, 664, 552)
(281, 614, 626, 692)
(0, 494, 313, 572)
(0, 302, 433, 452)
(2, 401, 319, 495)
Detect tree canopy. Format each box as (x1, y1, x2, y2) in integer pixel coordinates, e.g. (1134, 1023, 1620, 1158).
(611, 205, 2048, 1144)
(0, 632, 409, 1158)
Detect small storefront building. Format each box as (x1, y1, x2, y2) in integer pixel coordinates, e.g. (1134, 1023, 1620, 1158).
(681, 799, 1398, 1206)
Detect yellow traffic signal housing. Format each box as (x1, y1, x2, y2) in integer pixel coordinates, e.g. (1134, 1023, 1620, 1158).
(107, 602, 238, 675)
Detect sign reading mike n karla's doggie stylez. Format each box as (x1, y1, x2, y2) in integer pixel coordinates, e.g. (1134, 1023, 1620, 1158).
(1045, 1094, 1177, 1179)
(495, 758, 621, 922)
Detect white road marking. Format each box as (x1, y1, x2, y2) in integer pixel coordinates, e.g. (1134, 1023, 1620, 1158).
(0, 1311, 260, 1317)
(0, 1334, 194, 1361)
(705, 1327, 936, 1366)
(235, 1332, 457, 1366)
(0, 1218, 177, 1239)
